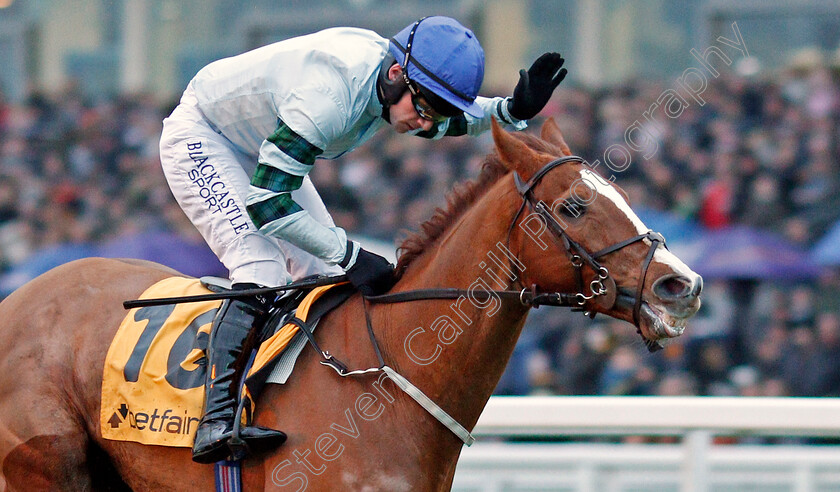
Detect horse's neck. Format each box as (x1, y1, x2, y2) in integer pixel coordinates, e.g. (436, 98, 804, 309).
(253, 181, 532, 489)
(385, 178, 530, 434)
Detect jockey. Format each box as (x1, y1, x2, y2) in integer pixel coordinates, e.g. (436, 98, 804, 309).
(159, 15, 566, 464)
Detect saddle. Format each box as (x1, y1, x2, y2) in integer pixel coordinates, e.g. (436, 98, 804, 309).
(100, 276, 353, 447)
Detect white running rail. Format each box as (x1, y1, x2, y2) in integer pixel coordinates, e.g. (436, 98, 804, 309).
(452, 396, 840, 492)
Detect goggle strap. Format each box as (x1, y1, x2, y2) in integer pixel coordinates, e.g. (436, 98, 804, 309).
(391, 17, 473, 104)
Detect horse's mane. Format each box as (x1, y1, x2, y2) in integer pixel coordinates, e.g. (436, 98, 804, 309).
(395, 131, 561, 277)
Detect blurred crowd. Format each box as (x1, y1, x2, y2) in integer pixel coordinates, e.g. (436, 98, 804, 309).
(498, 61, 840, 401)
(0, 87, 198, 272)
(2, 59, 840, 400)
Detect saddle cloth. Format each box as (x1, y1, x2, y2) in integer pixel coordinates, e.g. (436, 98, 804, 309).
(100, 276, 347, 447)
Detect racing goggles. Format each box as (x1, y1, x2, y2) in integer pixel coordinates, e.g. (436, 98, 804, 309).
(403, 74, 450, 123)
(400, 18, 452, 124)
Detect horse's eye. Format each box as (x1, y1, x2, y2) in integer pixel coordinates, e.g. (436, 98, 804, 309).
(560, 200, 586, 218)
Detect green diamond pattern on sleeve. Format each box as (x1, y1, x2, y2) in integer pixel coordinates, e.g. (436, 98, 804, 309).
(267, 119, 324, 165)
(252, 164, 305, 193)
(247, 193, 304, 229)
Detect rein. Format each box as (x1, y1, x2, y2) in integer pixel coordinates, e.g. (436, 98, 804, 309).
(370, 156, 667, 330)
(122, 155, 670, 447)
(297, 155, 670, 448)
(367, 287, 580, 307)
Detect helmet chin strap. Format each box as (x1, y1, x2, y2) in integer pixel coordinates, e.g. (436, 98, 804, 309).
(376, 52, 407, 123)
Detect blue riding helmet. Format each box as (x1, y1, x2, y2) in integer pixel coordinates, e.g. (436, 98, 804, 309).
(389, 16, 485, 118)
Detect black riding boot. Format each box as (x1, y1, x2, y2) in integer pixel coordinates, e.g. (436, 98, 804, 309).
(192, 297, 287, 464)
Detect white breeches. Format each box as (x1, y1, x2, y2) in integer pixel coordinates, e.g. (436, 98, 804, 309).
(159, 86, 341, 287)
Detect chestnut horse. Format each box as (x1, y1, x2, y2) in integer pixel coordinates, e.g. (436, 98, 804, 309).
(0, 119, 701, 491)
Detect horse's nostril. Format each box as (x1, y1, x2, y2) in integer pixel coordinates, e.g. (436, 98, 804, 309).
(652, 275, 692, 299)
(692, 275, 703, 297)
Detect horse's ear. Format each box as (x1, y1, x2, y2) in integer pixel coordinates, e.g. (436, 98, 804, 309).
(491, 118, 538, 173)
(540, 117, 572, 156)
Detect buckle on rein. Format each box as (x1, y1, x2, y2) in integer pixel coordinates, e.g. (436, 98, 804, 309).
(577, 266, 612, 317)
(517, 265, 615, 318)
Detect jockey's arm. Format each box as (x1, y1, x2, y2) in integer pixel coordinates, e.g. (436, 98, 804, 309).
(245, 87, 352, 267)
(414, 52, 567, 140)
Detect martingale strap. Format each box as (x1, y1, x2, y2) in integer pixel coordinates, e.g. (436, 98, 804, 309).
(292, 296, 476, 446)
(125, 154, 671, 450)
(380, 366, 475, 446)
(286, 155, 671, 448)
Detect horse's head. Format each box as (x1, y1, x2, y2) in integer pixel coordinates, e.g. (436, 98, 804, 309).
(492, 118, 702, 350)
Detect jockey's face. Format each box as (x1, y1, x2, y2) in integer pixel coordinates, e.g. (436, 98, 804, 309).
(387, 65, 435, 134)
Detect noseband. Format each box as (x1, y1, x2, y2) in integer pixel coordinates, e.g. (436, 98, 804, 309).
(509, 156, 665, 338)
(364, 155, 668, 351)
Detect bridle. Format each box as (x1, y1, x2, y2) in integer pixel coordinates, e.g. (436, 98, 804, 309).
(120, 155, 673, 450)
(287, 156, 670, 448)
(127, 155, 670, 349)
(508, 156, 666, 329)
(368, 155, 667, 351)
(294, 157, 669, 446)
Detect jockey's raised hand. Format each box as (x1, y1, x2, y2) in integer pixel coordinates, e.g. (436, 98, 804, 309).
(508, 52, 567, 121)
(158, 15, 563, 463)
(340, 241, 396, 296)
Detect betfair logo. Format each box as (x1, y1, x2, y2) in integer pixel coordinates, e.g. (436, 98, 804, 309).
(108, 403, 200, 435)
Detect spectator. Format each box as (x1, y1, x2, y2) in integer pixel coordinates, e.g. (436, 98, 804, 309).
(3, 50, 840, 407)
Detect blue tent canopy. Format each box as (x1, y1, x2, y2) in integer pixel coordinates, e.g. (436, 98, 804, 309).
(686, 226, 823, 281)
(0, 230, 227, 297)
(0, 242, 98, 296)
(634, 208, 702, 245)
(811, 220, 840, 266)
(98, 230, 226, 278)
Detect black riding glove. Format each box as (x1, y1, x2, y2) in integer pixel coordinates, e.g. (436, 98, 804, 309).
(507, 52, 567, 121)
(340, 241, 396, 296)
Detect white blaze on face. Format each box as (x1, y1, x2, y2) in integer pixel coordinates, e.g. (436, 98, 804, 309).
(578, 169, 698, 280)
